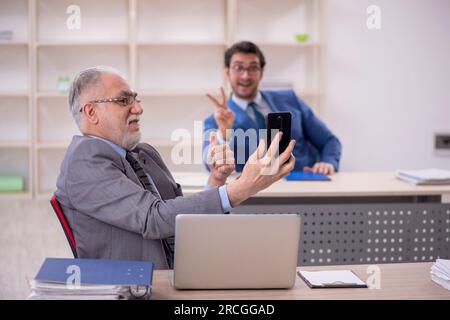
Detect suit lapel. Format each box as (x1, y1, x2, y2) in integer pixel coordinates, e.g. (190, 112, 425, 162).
(228, 98, 259, 132)
(261, 91, 301, 139)
(121, 155, 144, 188)
(261, 91, 279, 112)
(137, 151, 178, 200)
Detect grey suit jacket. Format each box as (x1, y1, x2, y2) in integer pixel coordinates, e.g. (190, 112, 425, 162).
(55, 135, 226, 269)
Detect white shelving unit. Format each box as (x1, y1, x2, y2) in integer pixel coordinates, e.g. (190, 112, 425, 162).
(0, 0, 32, 198)
(0, 0, 324, 198)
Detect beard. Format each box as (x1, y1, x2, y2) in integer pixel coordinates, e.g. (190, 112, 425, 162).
(121, 130, 141, 151)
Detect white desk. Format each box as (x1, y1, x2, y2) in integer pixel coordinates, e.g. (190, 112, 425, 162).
(174, 171, 450, 267)
(178, 171, 450, 202)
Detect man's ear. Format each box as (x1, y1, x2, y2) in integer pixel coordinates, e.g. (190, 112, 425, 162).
(83, 103, 99, 125)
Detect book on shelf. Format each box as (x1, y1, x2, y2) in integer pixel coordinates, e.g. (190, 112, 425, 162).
(0, 30, 13, 41)
(0, 176, 24, 192)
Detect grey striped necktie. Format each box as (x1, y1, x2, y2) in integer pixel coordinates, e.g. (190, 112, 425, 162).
(125, 151, 175, 269)
(125, 151, 160, 196)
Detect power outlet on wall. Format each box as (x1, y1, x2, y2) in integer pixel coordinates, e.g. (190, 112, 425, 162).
(435, 134, 450, 156)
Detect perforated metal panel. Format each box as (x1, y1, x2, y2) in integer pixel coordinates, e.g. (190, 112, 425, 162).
(232, 203, 450, 266)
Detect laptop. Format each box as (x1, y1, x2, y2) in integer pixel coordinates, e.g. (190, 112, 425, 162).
(173, 214, 301, 289)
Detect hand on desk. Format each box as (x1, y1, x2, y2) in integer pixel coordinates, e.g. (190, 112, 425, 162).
(207, 131, 236, 187)
(303, 162, 335, 175)
(227, 132, 296, 207)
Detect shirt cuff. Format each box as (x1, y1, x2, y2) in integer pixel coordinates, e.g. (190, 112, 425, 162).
(218, 185, 232, 213)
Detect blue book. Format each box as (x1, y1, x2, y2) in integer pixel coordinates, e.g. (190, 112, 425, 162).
(35, 258, 153, 286)
(31, 258, 153, 300)
(285, 171, 331, 181)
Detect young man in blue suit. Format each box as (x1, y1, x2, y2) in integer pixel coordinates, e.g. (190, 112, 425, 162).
(204, 41, 342, 175)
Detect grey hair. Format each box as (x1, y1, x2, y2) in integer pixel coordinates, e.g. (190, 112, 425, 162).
(68, 66, 122, 129)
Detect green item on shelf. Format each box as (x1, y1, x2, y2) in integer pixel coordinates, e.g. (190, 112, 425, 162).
(294, 33, 310, 43)
(0, 176, 24, 193)
(57, 76, 72, 93)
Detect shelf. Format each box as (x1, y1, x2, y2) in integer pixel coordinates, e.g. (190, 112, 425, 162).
(0, 45, 29, 92)
(37, 147, 66, 194)
(257, 41, 319, 48)
(137, 41, 225, 47)
(140, 89, 217, 97)
(137, 45, 223, 92)
(37, 142, 70, 150)
(137, 0, 225, 44)
(0, 0, 28, 43)
(0, 141, 30, 148)
(0, 0, 323, 198)
(260, 45, 315, 91)
(37, 45, 129, 92)
(0, 96, 29, 142)
(39, 89, 220, 98)
(37, 91, 68, 98)
(235, 0, 316, 44)
(37, 0, 128, 43)
(0, 41, 28, 46)
(0, 147, 30, 194)
(36, 41, 129, 47)
(0, 192, 32, 200)
(0, 91, 29, 97)
(38, 97, 79, 142)
(35, 192, 54, 200)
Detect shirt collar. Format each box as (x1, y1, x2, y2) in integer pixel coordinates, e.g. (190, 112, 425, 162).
(87, 135, 126, 158)
(231, 91, 263, 112)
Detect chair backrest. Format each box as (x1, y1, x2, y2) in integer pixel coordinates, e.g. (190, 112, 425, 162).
(50, 195, 77, 258)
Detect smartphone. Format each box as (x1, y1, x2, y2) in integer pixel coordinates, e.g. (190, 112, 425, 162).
(267, 112, 292, 155)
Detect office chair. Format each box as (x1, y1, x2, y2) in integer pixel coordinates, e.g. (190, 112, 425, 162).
(50, 195, 78, 258)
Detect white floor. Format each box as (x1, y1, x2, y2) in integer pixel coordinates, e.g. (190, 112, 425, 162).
(0, 199, 72, 299)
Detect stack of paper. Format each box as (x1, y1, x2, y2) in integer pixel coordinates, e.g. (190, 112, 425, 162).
(431, 259, 450, 291)
(28, 258, 153, 300)
(395, 169, 450, 185)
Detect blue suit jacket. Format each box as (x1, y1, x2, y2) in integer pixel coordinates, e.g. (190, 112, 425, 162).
(203, 90, 342, 172)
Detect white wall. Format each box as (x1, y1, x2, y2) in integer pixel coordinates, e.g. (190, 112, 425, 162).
(322, 0, 450, 171)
